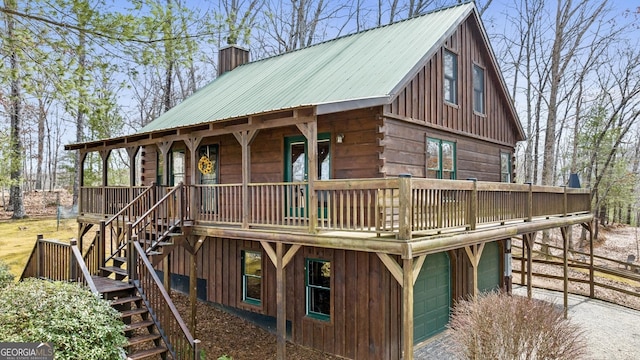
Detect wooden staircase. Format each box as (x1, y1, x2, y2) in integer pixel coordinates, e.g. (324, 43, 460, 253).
(94, 276, 168, 359)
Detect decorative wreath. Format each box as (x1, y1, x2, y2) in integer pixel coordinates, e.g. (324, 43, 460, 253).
(198, 155, 213, 175)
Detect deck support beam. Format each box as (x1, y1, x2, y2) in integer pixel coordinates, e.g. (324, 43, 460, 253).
(523, 232, 536, 299)
(463, 243, 485, 298)
(561, 226, 569, 319)
(261, 241, 300, 360)
(376, 253, 426, 360)
(185, 235, 205, 337)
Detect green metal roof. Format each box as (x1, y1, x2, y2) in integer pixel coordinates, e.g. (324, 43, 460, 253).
(139, 2, 475, 134)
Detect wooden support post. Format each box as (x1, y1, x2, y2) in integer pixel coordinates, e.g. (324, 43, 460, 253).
(526, 182, 533, 222)
(189, 236, 205, 337)
(464, 243, 485, 298)
(561, 226, 569, 319)
(185, 137, 203, 222)
(190, 251, 197, 336)
(276, 243, 286, 360)
(99, 220, 107, 270)
(233, 130, 259, 229)
(402, 257, 414, 360)
(127, 146, 138, 196)
(157, 142, 173, 186)
(296, 120, 318, 233)
(524, 233, 534, 299)
(468, 178, 477, 231)
(588, 222, 594, 298)
(79, 151, 88, 214)
(260, 241, 300, 360)
(100, 149, 111, 216)
(69, 239, 78, 281)
(398, 174, 412, 240)
(164, 253, 172, 295)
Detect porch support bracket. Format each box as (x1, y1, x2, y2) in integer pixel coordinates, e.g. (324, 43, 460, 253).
(463, 243, 485, 298)
(376, 252, 425, 360)
(260, 241, 300, 360)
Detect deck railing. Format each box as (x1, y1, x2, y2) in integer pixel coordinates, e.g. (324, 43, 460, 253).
(130, 239, 200, 359)
(79, 185, 149, 216)
(80, 178, 592, 238)
(20, 236, 98, 294)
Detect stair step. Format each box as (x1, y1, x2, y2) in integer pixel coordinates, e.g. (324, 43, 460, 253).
(126, 346, 167, 360)
(120, 307, 148, 319)
(92, 276, 134, 294)
(101, 266, 128, 276)
(127, 333, 162, 347)
(146, 251, 162, 256)
(111, 295, 142, 306)
(125, 319, 154, 332)
(113, 256, 127, 264)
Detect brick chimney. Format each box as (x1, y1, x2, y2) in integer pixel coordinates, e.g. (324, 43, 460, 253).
(218, 45, 249, 77)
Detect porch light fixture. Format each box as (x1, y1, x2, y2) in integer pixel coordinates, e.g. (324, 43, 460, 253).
(336, 133, 344, 143)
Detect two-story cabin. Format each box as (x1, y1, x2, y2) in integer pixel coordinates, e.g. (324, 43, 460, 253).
(60, 3, 592, 359)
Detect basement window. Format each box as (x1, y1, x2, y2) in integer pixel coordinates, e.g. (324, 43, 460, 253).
(242, 250, 262, 306)
(306, 259, 331, 321)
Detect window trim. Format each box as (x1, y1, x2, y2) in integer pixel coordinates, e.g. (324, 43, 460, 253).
(305, 258, 331, 321)
(426, 137, 457, 180)
(473, 63, 485, 115)
(241, 250, 262, 306)
(443, 50, 458, 105)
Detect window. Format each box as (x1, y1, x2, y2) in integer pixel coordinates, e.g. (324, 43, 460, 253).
(427, 138, 456, 179)
(444, 50, 458, 104)
(170, 149, 185, 186)
(242, 251, 262, 305)
(306, 259, 331, 320)
(500, 152, 511, 183)
(473, 65, 485, 114)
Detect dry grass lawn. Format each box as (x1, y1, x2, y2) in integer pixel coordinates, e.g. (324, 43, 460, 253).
(0, 218, 78, 277)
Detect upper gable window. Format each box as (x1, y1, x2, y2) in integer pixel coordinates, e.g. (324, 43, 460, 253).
(473, 64, 485, 114)
(444, 50, 458, 104)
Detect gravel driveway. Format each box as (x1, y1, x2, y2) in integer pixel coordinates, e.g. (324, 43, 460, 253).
(415, 286, 640, 359)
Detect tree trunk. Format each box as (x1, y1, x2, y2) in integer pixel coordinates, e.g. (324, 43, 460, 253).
(6, 0, 25, 219)
(72, 30, 87, 206)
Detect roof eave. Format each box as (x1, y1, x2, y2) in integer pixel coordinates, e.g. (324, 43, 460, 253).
(316, 96, 391, 115)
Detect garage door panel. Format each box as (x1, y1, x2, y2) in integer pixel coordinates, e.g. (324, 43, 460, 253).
(413, 252, 450, 344)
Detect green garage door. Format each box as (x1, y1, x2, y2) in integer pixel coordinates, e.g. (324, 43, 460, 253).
(478, 241, 501, 293)
(413, 252, 450, 344)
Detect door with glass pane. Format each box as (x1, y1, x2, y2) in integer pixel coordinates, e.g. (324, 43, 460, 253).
(198, 144, 218, 214)
(426, 138, 456, 179)
(284, 134, 331, 218)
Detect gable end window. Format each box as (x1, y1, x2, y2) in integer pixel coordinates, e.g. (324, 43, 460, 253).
(242, 250, 262, 305)
(473, 64, 485, 114)
(444, 50, 458, 104)
(306, 259, 331, 321)
(427, 138, 456, 179)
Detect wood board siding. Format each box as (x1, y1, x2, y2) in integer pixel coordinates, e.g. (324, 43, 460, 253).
(387, 14, 519, 147)
(141, 108, 383, 185)
(380, 118, 513, 181)
(164, 238, 401, 359)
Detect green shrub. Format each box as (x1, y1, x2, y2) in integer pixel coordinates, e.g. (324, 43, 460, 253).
(0, 259, 14, 290)
(0, 279, 127, 360)
(448, 291, 587, 360)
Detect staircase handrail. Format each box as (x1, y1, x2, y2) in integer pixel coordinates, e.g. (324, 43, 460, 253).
(128, 183, 184, 255)
(130, 238, 199, 359)
(70, 239, 99, 295)
(103, 184, 157, 264)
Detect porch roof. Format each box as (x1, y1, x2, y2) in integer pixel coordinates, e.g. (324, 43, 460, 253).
(138, 3, 475, 134)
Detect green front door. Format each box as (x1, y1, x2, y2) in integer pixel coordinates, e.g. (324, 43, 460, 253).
(284, 134, 331, 217)
(478, 241, 501, 293)
(413, 251, 451, 344)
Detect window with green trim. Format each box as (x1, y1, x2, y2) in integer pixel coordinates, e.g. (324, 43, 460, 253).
(500, 152, 512, 183)
(242, 250, 262, 305)
(444, 50, 458, 104)
(306, 259, 331, 320)
(427, 138, 456, 179)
